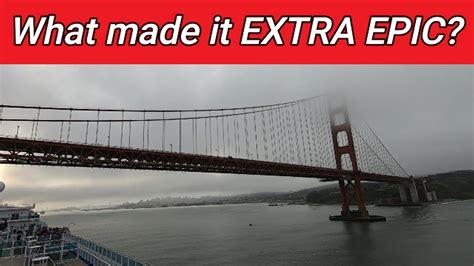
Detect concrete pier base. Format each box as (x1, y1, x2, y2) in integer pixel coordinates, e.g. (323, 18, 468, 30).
(329, 215, 386, 222)
(408, 181, 420, 203)
(399, 184, 408, 203)
(329, 210, 386, 222)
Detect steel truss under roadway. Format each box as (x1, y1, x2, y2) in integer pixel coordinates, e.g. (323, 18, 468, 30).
(0, 137, 409, 184)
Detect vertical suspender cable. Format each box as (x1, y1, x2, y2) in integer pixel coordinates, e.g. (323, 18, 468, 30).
(307, 100, 317, 166)
(107, 121, 112, 147)
(268, 109, 275, 161)
(194, 111, 198, 153)
(286, 106, 293, 163)
(120, 110, 124, 147)
(65, 108, 71, 142)
(269, 109, 276, 162)
(0, 106, 3, 135)
(128, 120, 132, 148)
(236, 111, 241, 157)
(300, 102, 310, 165)
(292, 104, 301, 164)
(95, 110, 100, 145)
(85, 120, 89, 144)
(34, 107, 41, 140)
(209, 111, 212, 154)
(314, 99, 324, 167)
(276, 107, 282, 162)
(146, 119, 150, 149)
(262, 110, 268, 160)
(282, 105, 289, 162)
(275, 107, 282, 162)
(162, 112, 166, 150)
(59, 121, 64, 142)
(179, 111, 182, 153)
(226, 114, 230, 156)
(318, 100, 328, 167)
(253, 108, 259, 160)
(281, 106, 288, 162)
(215, 116, 219, 156)
(142, 110, 146, 149)
(30, 118, 35, 139)
(233, 110, 237, 156)
(31, 107, 39, 139)
(221, 110, 225, 156)
(244, 110, 249, 158)
(192, 115, 195, 153)
(205, 114, 208, 155)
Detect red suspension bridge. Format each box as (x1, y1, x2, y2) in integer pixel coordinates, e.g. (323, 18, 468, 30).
(0, 96, 434, 221)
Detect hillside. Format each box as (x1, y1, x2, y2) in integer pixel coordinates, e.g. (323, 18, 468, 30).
(306, 170, 474, 204)
(423, 170, 474, 199)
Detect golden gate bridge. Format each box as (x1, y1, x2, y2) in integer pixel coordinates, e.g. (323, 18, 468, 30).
(0, 95, 435, 221)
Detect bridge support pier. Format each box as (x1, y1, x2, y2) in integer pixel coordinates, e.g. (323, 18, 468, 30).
(328, 99, 385, 222)
(398, 184, 408, 203)
(396, 178, 438, 205)
(408, 180, 420, 203)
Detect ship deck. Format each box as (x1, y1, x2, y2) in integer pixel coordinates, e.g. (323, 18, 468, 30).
(0, 256, 86, 265)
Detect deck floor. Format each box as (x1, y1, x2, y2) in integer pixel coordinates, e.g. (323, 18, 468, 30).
(0, 256, 86, 265)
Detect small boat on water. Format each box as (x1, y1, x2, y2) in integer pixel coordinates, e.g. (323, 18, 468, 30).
(268, 203, 278, 206)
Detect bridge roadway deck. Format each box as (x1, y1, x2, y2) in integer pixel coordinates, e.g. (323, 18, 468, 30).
(0, 137, 409, 183)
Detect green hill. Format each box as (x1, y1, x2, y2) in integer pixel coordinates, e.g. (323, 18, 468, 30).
(306, 170, 474, 204)
(423, 170, 474, 200)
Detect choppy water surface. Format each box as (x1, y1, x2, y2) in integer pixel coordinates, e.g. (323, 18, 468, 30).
(43, 201, 474, 265)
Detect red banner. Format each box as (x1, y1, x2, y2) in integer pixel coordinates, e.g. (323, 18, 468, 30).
(0, 0, 472, 64)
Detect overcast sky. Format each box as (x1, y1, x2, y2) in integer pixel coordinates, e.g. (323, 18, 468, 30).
(0, 65, 472, 209)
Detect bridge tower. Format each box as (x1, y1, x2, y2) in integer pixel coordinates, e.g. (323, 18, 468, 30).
(328, 101, 368, 218)
(327, 97, 385, 221)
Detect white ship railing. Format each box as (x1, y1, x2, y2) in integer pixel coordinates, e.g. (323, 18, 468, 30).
(77, 248, 112, 266)
(64, 233, 149, 266)
(0, 235, 79, 264)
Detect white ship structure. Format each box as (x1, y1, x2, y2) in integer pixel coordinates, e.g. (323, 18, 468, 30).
(0, 182, 148, 266)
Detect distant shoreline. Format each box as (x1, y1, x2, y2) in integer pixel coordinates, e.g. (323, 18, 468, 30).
(42, 170, 473, 215)
(43, 202, 270, 215)
(43, 199, 474, 216)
